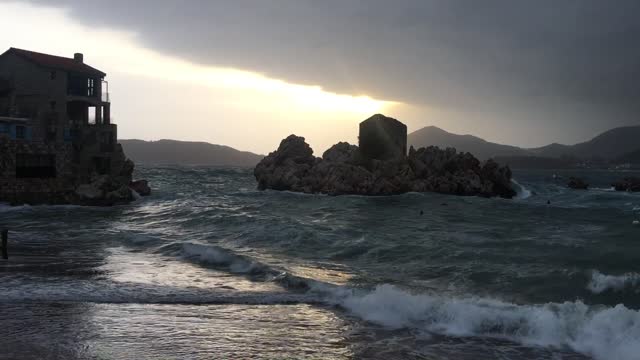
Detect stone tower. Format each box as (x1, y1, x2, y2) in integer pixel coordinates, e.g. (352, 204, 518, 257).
(358, 114, 407, 160)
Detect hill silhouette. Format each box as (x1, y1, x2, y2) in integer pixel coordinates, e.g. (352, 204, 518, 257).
(119, 139, 264, 167)
(408, 126, 528, 160)
(408, 125, 640, 162)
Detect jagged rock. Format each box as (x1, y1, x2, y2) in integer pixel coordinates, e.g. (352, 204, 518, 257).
(254, 135, 319, 191)
(612, 177, 640, 192)
(273, 135, 316, 165)
(74, 184, 103, 200)
(254, 135, 516, 198)
(130, 179, 151, 196)
(568, 177, 589, 190)
(322, 142, 359, 163)
(72, 174, 133, 206)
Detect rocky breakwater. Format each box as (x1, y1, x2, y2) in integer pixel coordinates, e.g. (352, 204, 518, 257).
(254, 135, 516, 198)
(71, 145, 151, 206)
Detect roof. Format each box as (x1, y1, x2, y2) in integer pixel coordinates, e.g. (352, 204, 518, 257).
(360, 114, 407, 129)
(2, 48, 106, 77)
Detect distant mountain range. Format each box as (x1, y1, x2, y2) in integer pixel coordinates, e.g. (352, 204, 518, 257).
(119, 139, 264, 167)
(408, 125, 640, 167)
(408, 126, 528, 160)
(528, 126, 640, 160)
(120, 124, 639, 168)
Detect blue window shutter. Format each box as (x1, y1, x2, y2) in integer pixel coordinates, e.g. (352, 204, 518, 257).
(9, 124, 16, 139)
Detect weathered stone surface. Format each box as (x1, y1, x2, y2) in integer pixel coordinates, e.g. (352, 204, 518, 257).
(254, 136, 516, 198)
(0, 137, 140, 206)
(322, 142, 359, 163)
(612, 177, 640, 192)
(130, 179, 151, 196)
(568, 177, 589, 190)
(71, 174, 133, 206)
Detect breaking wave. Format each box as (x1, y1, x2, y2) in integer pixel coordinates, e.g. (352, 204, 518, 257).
(177, 243, 640, 359)
(180, 243, 324, 290)
(588, 270, 640, 294)
(182, 243, 263, 274)
(511, 179, 532, 199)
(330, 284, 640, 360)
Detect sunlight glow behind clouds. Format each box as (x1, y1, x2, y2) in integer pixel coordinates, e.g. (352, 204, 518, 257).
(0, 2, 397, 153)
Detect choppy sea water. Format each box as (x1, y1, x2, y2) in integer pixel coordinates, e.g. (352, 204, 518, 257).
(2, 166, 640, 360)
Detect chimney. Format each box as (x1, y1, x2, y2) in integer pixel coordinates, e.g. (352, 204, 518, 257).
(74, 53, 84, 63)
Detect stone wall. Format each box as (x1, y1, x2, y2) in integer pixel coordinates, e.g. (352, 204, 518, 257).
(0, 137, 75, 204)
(0, 128, 133, 205)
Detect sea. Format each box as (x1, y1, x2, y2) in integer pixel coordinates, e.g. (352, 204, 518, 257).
(1, 166, 640, 360)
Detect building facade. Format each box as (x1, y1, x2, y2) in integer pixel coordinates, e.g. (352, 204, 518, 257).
(358, 114, 407, 161)
(0, 48, 132, 204)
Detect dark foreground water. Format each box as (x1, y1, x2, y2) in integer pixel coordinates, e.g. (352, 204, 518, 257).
(2, 166, 640, 360)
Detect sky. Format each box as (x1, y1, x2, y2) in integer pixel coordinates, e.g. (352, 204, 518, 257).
(1, 0, 639, 154)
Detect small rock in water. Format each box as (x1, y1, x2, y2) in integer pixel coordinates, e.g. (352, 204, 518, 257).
(612, 177, 640, 192)
(130, 179, 151, 196)
(567, 177, 589, 190)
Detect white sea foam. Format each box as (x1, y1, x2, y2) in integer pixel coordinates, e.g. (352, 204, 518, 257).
(511, 179, 532, 200)
(167, 243, 640, 359)
(592, 187, 616, 192)
(588, 270, 640, 294)
(324, 284, 640, 360)
(179, 244, 640, 359)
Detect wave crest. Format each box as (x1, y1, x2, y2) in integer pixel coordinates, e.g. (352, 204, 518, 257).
(587, 270, 640, 294)
(178, 244, 640, 360)
(334, 284, 640, 360)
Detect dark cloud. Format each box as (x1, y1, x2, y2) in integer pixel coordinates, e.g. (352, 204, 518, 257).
(25, 0, 640, 142)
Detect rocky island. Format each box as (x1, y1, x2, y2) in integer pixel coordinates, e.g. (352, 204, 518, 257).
(255, 114, 516, 198)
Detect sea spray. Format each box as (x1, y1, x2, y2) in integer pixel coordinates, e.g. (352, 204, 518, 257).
(588, 270, 640, 294)
(332, 284, 640, 360)
(511, 179, 532, 199)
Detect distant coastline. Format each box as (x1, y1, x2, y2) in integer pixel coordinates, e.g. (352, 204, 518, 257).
(119, 139, 264, 167)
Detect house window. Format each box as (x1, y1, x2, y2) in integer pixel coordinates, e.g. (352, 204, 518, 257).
(88, 78, 95, 97)
(15, 125, 26, 139)
(50, 71, 56, 80)
(16, 154, 56, 178)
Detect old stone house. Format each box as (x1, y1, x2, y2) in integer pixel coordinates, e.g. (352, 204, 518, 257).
(0, 48, 133, 205)
(358, 114, 407, 160)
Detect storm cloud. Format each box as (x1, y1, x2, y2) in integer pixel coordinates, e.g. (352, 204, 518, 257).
(22, 0, 640, 145)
